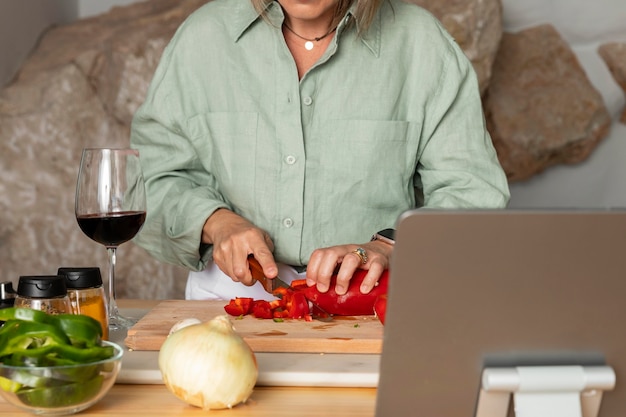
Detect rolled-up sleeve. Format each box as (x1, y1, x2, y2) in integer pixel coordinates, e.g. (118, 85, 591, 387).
(131, 40, 229, 271)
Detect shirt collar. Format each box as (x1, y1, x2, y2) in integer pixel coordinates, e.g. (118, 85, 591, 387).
(229, 0, 270, 42)
(344, 2, 382, 57)
(229, 0, 381, 57)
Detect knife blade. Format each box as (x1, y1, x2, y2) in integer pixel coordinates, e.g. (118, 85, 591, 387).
(248, 256, 333, 321)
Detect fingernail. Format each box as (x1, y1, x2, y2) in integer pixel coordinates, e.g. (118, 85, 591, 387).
(360, 283, 371, 294)
(335, 284, 346, 295)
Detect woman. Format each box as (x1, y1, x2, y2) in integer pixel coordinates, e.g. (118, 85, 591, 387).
(130, 0, 510, 300)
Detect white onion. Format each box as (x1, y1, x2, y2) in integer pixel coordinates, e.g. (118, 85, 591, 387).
(168, 317, 202, 335)
(158, 315, 258, 410)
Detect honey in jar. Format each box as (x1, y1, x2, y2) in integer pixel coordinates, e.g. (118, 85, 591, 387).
(58, 267, 109, 340)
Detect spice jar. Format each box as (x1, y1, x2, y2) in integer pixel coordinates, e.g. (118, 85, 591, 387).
(58, 267, 109, 340)
(0, 281, 16, 310)
(15, 275, 72, 315)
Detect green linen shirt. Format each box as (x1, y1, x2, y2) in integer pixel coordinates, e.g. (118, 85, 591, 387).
(130, 0, 510, 271)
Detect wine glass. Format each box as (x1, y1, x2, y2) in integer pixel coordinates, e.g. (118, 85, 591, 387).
(75, 148, 146, 331)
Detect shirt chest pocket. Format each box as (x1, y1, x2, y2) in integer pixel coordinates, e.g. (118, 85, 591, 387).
(318, 119, 420, 205)
(307, 120, 420, 209)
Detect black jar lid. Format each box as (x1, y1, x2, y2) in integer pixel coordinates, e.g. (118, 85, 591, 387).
(0, 281, 15, 300)
(57, 267, 103, 289)
(17, 276, 67, 298)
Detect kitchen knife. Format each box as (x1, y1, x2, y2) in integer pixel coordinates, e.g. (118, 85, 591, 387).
(248, 256, 279, 293)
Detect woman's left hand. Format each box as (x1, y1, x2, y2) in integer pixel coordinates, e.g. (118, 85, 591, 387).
(305, 240, 393, 295)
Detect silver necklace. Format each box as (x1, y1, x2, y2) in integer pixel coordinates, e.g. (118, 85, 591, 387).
(283, 23, 336, 51)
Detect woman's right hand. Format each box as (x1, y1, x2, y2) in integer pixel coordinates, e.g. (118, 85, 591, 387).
(201, 208, 278, 285)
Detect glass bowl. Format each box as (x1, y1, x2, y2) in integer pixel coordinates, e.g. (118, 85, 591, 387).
(0, 340, 123, 416)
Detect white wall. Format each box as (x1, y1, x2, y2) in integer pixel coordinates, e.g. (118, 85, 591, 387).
(0, 0, 77, 86)
(0, 0, 139, 85)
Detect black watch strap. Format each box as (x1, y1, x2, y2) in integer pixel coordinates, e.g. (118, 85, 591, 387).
(371, 228, 396, 246)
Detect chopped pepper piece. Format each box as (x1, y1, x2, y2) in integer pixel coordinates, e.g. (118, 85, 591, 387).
(289, 279, 308, 290)
(223, 297, 253, 316)
(54, 314, 103, 347)
(283, 291, 309, 319)
(251, 300, 273, 319)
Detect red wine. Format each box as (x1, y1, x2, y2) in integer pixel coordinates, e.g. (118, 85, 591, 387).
(77, 211, 146, 247)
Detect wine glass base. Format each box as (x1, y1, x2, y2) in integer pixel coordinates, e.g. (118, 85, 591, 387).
(109, 313, 138, 332)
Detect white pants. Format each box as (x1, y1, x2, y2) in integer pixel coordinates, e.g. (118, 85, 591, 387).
(185, 261, 306, 301)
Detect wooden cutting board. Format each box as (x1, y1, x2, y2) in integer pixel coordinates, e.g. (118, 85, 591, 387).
(125, 300, 384, 354)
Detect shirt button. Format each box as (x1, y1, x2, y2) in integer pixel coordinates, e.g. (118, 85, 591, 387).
(283, 218, 294, 228)
(303, 96, 313, 106)
(285, 155, 296, 165)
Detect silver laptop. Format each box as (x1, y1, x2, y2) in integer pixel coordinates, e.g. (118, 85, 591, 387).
(376, 209, 626, 417)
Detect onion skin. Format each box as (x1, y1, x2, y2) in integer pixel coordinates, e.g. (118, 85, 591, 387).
(158, 315, 258, 410)
(168, 317, 202, 335)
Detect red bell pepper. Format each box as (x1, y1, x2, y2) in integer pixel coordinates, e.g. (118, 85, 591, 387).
(251, 300, 273, 319)
(283, 291, 309, 319)
(223, 270, 390, 320)
(374, 294, 388, 325)
(223, 297, 253, 316)
(289, 279, 308, 290)
(301, 269, 389, 316)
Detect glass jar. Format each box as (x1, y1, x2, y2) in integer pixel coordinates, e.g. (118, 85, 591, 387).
(57, 267, 109, 340)
(15, 276, 71, 315)
(0, 281, 16, 310)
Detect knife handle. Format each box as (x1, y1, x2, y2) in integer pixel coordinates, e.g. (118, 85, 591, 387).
(248, 256, 274, 293)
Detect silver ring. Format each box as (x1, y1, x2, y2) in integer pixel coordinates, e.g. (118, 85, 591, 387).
(351, 247, 368, 264)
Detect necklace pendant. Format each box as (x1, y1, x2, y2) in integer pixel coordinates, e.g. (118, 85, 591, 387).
(305, 41, 314, 51)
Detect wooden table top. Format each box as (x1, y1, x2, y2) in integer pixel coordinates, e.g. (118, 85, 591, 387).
(0, 300, 378, 417)
(0, 385, 377, 416)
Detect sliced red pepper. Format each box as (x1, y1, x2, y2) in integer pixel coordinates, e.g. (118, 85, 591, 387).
(272, 287, 289, 298)
(251, 300, 273, 319)
(374, 294, 388, 325)
(273, 309, 290, 319)
(223, 297, 253, 316)
(223, 269, 390, 320)
(289, 279, 308, 290)
(301, 270, 389, 316)
(284, 291, 309, 319)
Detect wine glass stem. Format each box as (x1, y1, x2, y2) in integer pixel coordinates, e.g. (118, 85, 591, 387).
(106, 246, 119, 320)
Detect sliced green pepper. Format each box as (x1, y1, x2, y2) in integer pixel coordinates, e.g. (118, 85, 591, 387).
(17, 374, 104, 407)
(0, 308, 102, 348)
(0, 307, 112, 366)
(5, 343, 114, 365)
(0, 308, 116, 407)
(0, 320, 71, 358)
(53, 314, 103, 347)
(0, 308, 49, 324)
